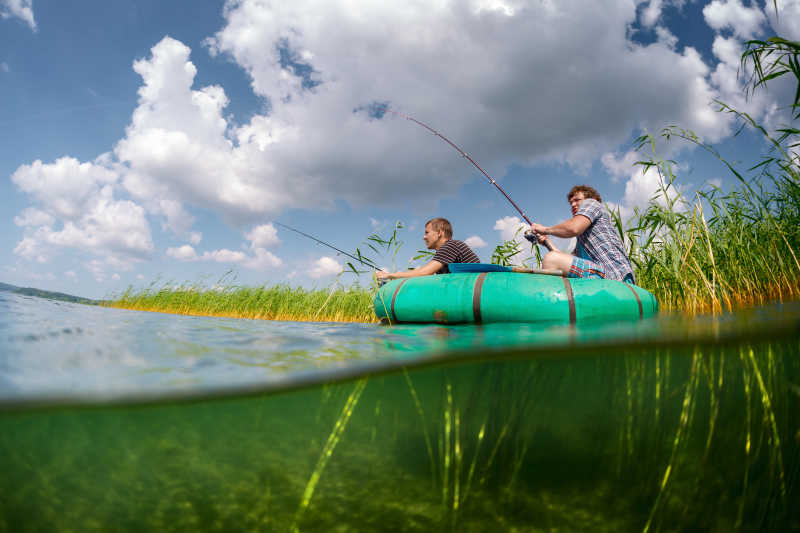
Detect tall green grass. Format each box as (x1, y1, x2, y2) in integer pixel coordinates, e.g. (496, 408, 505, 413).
(618, 35, 800, 314)
(616, 125, 800, 314)
(107, 280, 376, 323)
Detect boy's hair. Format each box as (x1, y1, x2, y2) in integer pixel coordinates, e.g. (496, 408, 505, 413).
(425, 217, 453, 239)
(567, 185, 602, 203)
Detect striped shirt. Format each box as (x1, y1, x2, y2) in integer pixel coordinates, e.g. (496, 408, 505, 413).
(432, 239, 480, 274)
(575, 199, 634, 282)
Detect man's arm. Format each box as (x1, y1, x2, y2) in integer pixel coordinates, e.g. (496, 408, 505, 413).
(375, 259, 443, 281)
(531, 215, 591, 239)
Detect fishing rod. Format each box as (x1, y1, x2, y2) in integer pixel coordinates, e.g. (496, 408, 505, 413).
(273, 221, 380, 270)
(389, 110, 553, 250)
(390, 110, 533, 225)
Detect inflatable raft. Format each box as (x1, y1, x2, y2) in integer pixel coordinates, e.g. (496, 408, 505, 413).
(374, 270, 658, 325)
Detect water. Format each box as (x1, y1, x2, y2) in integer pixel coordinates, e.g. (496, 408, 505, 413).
(1, 291, 798, 531)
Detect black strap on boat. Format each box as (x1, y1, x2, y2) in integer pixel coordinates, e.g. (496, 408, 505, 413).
(390, 279, 409, 324)
(623, 283, 643, 319)
(562, 277, 576, 325)
(472, 272, 488, 323)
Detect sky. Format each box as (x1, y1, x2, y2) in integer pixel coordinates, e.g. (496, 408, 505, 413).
(1, 0, 798, 299)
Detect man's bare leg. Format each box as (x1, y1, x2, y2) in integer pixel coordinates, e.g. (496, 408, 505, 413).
(541, 250, 574, 272)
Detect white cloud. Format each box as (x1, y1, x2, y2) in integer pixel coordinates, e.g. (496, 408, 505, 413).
(707, 34, 792, 134)
(245, 223, 280, 248)
(188, 231, 202, 245)
(116, 37, 292, 226)
(1, 62, 9, 73)
(493, 216, 527, 242)
(12, 156, 118, 220)
(244, 247, 282, 269)
(640, 0, 665, 27)
(13, 236, 46, 263)
(474, 0, 518, 17)
(309, 256, 343, 278)
(703, 0, 766, 39)
(18, 195, 151, 260)
(766, 0, 800, 40)
(464, 235, 488, 248)
(156, 198, 195, 236)
(655, 25, 679, 49)
(699, 3, 795, 133)
(14, 207, 54, 227)
(200, 0, 734, 209)
(602, 149, 683, 219)
(112, 273, 121, 281)
(168, 241, 281, 269)
(601, 151, 641, 184)
(0, 0, 36, 31)
(166, 244, 198, 260)
(636, 0, 687, 28)
(711, 34, 741, 67)
(11, 156, 153, 270)
(200, 248, 248, 263)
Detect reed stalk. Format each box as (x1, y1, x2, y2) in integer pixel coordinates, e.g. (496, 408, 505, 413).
(643, 348, 702, 533)
(292, 378, 367, 532)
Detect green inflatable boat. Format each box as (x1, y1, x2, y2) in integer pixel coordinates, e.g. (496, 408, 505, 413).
(374, 268, 658, 325)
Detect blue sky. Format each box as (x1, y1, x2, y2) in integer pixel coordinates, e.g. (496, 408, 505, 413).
(1, 0, 798, 299)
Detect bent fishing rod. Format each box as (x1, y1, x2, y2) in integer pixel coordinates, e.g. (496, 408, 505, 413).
(272, 221, 380, 270)
(389, 110, 553, 250)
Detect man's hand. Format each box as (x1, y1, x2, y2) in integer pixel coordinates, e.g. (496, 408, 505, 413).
(530, 222, 548, 235)
(526, 225, 556, 251)
(524, 231, 545, 244)
(375, 270, 391, 281)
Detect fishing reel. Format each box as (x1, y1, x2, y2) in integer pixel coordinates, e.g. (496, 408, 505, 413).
(523, 231, 540, 244)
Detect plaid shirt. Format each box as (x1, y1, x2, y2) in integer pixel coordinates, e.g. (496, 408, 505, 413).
(575, 199, 634, 282)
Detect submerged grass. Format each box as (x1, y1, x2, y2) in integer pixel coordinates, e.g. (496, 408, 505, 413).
(2, 317, 796, 531)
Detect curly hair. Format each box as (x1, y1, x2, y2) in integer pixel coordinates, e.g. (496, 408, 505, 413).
(567, 185, 602, 203)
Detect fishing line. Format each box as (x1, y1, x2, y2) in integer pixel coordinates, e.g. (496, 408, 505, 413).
(388, 110, 534, 226)
(273, 221, 380, 270)
(389, 110, 553, 250)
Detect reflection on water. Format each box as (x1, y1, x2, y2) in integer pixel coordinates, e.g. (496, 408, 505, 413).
(0, 292, 798, 531)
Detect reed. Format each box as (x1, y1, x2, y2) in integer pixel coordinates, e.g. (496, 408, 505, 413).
(617, 132, 800, 314)
(615, 34, 800, 314)
(105, 280, 376, 323)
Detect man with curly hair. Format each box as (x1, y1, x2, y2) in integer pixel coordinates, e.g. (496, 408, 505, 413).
(529, 185, 635, 283)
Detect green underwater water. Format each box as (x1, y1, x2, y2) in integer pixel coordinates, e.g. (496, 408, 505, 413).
(2, 333, 798, 532)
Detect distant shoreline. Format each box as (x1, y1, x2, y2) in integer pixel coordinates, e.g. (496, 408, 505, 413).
(0, 282, 99, 306)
